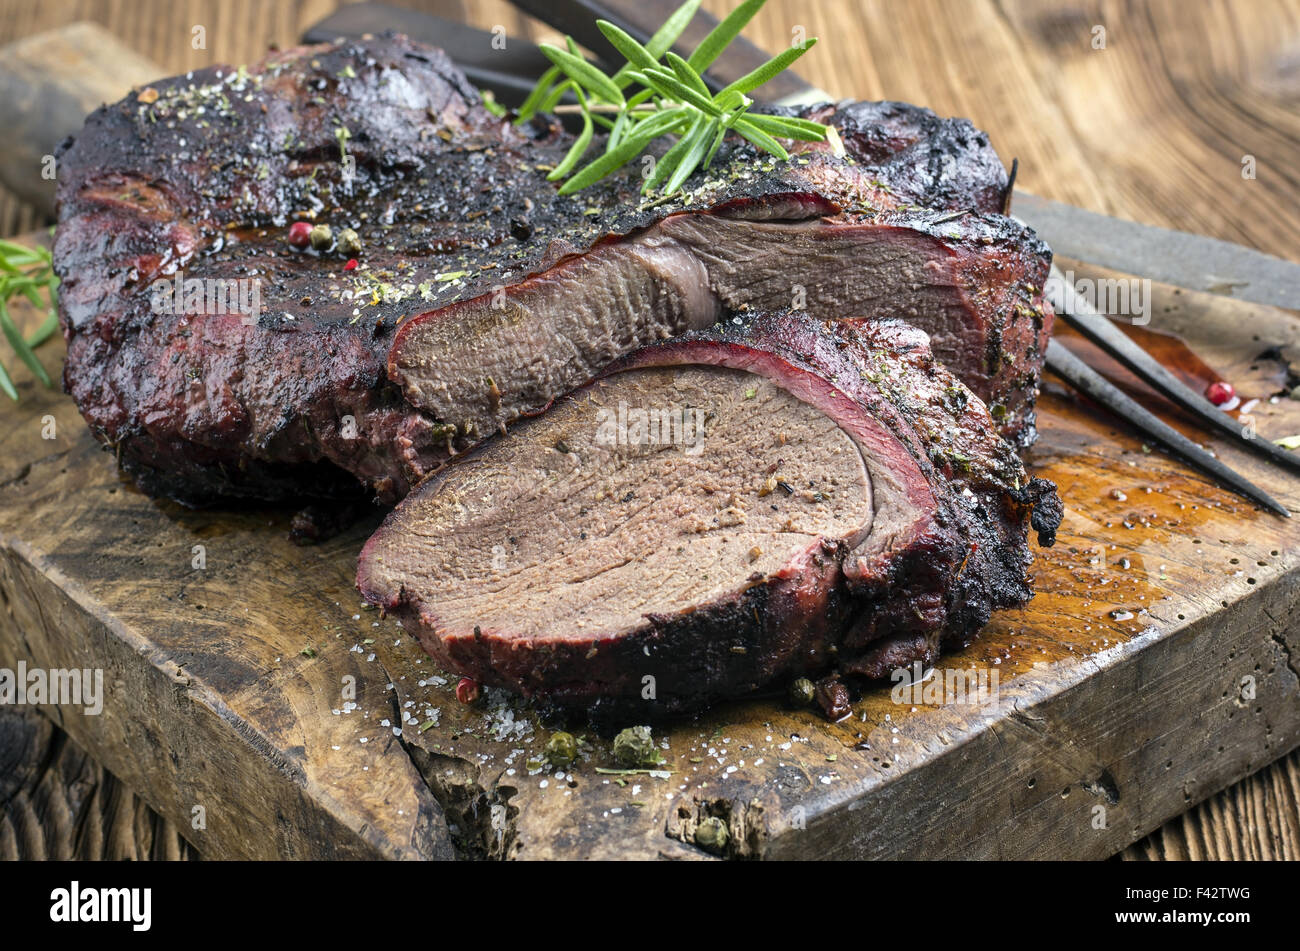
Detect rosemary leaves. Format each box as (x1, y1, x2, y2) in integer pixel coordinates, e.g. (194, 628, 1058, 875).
(514, 0, 830, 197)
(0, 238, 59, 401)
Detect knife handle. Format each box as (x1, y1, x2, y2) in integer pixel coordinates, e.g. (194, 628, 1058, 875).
(509, 0, 815, 103)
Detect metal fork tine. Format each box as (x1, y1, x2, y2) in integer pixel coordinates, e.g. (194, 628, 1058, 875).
(1046, 263, 1300, 476)
(1045, 339, 1289, 517)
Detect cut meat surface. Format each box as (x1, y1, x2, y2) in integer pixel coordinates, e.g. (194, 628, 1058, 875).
(358, 312, 1062, 713)
(390, 206, 1052, 451)
(55, 35, 1051, 505)
(375, 366, 874, 640)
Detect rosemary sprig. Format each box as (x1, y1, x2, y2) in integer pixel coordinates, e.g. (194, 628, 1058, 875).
(0, 238, 59, 402)
(514, 0, 831, 197)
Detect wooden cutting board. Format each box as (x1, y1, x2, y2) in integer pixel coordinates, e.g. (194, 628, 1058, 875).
(1, 239, 1298, 860)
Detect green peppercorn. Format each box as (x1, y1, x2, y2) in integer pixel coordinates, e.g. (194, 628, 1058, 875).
(695, 816, 729, 854)
(612, 725, 661, 767)
(545, 731, 578, 768)
(309, 223, 333, 251)
(789, 677, 816, 706)
(337, 227, 363, 255)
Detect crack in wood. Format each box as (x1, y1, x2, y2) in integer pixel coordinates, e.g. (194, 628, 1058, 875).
(378, 655, 519, 860)
(666, 794, 769, 860)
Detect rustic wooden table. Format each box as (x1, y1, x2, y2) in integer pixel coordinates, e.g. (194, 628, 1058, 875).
(1, 0, 1298, 860)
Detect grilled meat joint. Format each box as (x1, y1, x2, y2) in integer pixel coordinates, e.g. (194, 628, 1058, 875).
(54, 34, 1053, 506)
(358, 312, 1062, 714)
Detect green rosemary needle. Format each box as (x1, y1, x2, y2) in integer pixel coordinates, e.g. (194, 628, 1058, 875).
(0, 237, 59, 401)
(513, 0, 831, 197)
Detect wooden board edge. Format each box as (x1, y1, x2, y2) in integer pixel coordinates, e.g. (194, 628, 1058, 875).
(761, 567, 1300, 859)
(0, 535, 457, 860)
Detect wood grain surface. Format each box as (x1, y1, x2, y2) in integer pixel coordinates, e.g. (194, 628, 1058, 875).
(0, 0, 1298, 860)
(0, 707, 197, 860)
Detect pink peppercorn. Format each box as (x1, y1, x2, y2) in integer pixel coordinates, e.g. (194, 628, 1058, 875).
(456, 677, 480, 704)
(287, 221, 312, 248)
(1206, 381, 1235, 405)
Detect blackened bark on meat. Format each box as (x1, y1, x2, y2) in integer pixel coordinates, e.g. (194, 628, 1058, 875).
(1012, 478, 1066, 546)
(814, 676, 854, 721)
(803, 99, 1012, 214)
(54, 35, 590, 504)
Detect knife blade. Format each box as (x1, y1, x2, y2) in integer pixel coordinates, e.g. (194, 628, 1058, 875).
(303, 0, 832, 107)
(1014, 191, 1300, 311)
(302, 1, 563, 106)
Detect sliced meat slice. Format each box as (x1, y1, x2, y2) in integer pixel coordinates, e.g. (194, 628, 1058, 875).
(358, 311, 1061, 713)
(390, 205, 1051, 454)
